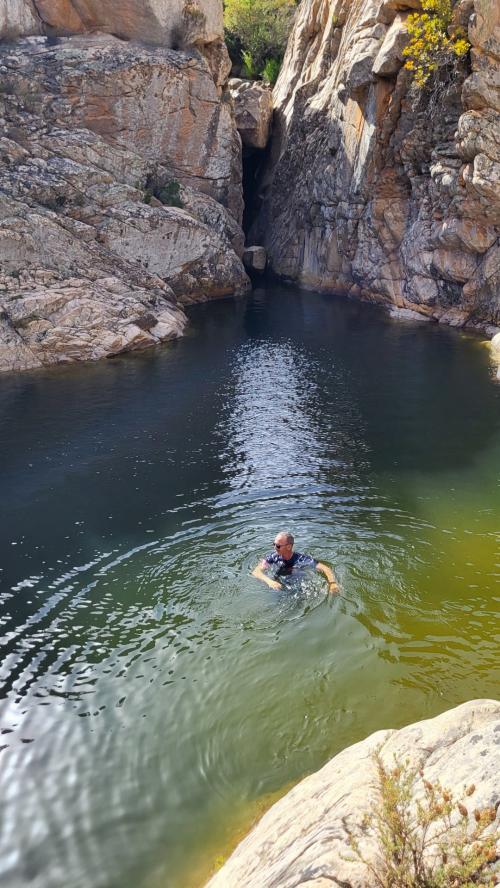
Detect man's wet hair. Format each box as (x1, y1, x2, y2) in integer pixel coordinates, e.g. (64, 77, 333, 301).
(283, 532, 294, 545)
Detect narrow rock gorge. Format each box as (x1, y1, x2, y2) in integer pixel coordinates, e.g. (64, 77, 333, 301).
(253, 0, 499, 329)
(0, 0, 499, 371)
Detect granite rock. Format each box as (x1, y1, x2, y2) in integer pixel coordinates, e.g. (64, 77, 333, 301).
(254, 0, 500, 328)
(207, 700, 500, 888)
(0, 34, 249, 372)
(1, 0, 224, 48)
(229, 79, 273, 149)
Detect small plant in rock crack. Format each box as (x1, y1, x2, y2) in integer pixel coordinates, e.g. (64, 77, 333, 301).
(345, 751, 499, 888)
(144, 177, 183, 209)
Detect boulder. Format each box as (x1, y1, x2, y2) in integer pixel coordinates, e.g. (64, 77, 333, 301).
(229, 79, 273, 149)
(372, 13, 409, 77)
(0, 276, 187, 371)
(243, 245, 267, 271)
(0, 0, 41, 40)
(206, 700, 500, 888)
(1, 0, 224, 48)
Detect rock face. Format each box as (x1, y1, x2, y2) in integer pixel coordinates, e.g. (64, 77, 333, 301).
(254, 0, 500, 328)
(243, 244, 267, 271)
(229, 79, 273, 150)
(1, 0, 224, 48)
(0, 27, 248, 371)
(207, 699, 500, 887)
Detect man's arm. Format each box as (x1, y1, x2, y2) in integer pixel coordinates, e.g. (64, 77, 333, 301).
(252, 560, 283, 590)
(316, 562, 340, 594)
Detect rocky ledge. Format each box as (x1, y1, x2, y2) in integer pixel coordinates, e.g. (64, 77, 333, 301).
(207, 699, 500, 887)
(0, 23, 249, 372)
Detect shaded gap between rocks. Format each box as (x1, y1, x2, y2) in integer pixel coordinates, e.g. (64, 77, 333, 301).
(241, 144, 267, 237)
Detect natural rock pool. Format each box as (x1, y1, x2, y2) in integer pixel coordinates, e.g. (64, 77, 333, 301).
(1, 285, 499, 888)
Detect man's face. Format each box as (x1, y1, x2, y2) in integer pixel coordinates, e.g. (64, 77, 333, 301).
(274, 536, 293, 558)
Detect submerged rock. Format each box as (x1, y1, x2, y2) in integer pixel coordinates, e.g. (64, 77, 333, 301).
(206, 700, 500, 888)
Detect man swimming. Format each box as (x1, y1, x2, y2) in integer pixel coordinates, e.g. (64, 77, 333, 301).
(252, 531, 339, 593)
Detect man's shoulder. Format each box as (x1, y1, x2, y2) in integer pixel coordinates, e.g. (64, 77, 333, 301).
(264, 552, 281, 564)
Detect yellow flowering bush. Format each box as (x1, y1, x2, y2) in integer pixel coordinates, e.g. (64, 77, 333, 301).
(403, 0, 470, 88)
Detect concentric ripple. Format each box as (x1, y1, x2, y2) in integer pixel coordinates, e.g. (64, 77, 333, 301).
(0, 286, 499, 888)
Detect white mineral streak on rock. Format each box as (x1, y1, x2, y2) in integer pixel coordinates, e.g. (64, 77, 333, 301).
(254, 0, 500, 328)
(0, 34, 249, 372)
(206, 700, 500, 888)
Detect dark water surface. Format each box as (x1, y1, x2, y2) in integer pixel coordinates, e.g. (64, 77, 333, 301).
(1, 286, 499, 888)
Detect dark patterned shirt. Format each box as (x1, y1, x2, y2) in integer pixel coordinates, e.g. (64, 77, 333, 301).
(264, 551, 316, 576)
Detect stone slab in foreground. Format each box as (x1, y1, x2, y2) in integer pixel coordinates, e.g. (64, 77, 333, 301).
(206, 700, 500, 887)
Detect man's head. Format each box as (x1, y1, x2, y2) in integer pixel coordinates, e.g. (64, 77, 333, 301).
(273, 531, 294, 559)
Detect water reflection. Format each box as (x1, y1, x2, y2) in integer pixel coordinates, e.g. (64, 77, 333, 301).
(0, 286, 499, 888)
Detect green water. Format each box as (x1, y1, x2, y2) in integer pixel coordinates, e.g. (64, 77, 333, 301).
(0, 286, 498, 888)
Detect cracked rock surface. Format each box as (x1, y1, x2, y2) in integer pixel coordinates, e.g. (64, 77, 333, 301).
(206, 700, 500, 888)
(254, 0, 499, 330)
(0, 34, 249, 372)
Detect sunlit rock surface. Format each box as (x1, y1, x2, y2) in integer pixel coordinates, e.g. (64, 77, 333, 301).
(254, 0, 499, 328)
(207, 700, 500, 888)
(1, 0, 224, 46)
(0, 28, 248, 371)
(229, 79, 273, 149)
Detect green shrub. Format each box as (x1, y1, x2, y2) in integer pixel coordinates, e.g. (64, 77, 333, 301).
(261, 56, 281, 84)
(242, 50, 257, 78)
(157, 180, 183, 208)
(347, 752, 499, 888)
(144, 178, 183, 209)
(224, 0, 295, 76)
(403, 0, 470, 88)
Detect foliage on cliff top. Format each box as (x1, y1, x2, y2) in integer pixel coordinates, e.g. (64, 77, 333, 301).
(403, 0, 470, 88)
(224, 0, 296, 81)
(347, 752, 499, 888)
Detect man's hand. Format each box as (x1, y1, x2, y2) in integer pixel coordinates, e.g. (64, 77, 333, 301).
(328, 581, 340, 595)
(252, 561, 282, 591)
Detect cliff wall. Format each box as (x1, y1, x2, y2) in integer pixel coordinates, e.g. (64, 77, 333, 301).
(0, 1, 248, 372)
(254, 0, 499, 329)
